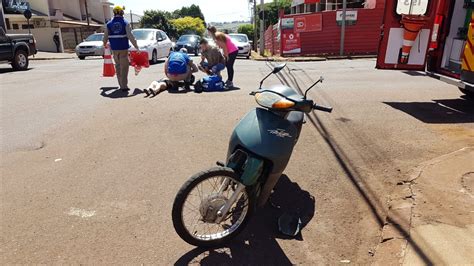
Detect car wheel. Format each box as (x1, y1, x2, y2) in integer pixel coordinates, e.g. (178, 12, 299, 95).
(194, 47, 199, 56)
(12, 49, 29, 71)
(79, 56, 86, 60)
(151, 50, 158, 64)
(168, 48, 173, 58)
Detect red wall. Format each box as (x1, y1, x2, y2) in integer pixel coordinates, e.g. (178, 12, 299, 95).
(280, 0, 385, 56)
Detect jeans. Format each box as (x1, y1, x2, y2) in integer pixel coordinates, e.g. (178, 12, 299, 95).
(226, 51, 238, 82)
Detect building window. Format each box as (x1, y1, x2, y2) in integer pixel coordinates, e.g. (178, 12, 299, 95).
(12, 23, 19, 29)
(21, 24, 34, 29)
(5, 18, 11, 30)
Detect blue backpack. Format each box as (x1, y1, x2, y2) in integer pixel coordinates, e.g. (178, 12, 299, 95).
(201, 75, 225, 92)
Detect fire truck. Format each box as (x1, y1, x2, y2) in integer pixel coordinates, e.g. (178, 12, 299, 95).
(377, 0, 474, 98)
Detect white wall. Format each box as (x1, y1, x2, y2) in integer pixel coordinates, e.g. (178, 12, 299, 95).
(8, 28, 63, 52)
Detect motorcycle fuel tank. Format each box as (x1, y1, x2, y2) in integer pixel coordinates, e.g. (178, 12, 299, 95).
(227, 108, 299, 174)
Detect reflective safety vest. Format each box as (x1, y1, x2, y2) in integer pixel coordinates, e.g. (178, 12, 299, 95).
(107, 17, 130, 51)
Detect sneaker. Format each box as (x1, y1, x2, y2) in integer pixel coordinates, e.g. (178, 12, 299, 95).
(225, 80, 234, 88)
(120, 87, 130, 92)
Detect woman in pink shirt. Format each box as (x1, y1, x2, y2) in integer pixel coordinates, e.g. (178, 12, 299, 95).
(208, 26, 239, 88)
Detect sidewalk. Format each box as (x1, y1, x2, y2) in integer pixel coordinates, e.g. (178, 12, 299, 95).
(250, 51, 377, 62)
(31, 51, 76, 61)
(374, 147, 474, 265)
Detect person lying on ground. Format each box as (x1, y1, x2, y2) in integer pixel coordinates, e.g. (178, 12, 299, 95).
(143, 79, 175, 97)
(165, 48, 198, 90)
(198, 39, 226, 77)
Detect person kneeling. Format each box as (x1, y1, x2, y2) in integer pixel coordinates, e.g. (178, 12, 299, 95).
(166, 48, 198, 90)
(199, 39, 226, 77)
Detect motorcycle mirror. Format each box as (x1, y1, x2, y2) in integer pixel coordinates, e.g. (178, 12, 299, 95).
(304, 76, 324, 99)
(272, 63, 287, 74)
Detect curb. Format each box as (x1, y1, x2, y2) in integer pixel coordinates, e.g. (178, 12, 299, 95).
(251, 54, 377, 62)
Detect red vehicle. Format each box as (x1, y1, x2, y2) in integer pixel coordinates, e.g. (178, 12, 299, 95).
(377, 0, 474, 98)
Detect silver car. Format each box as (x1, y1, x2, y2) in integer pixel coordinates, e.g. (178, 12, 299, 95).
(75, 33, 104, 60)
(229, 34, 251, 59)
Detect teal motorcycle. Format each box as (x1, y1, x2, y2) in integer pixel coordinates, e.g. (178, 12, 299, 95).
(172, 63, 332, 247)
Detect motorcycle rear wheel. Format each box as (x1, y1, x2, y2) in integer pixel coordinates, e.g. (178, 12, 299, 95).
(172, 167, 255, 247)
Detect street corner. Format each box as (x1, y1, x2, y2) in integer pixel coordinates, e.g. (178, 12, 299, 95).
(375, 147, 474, 265)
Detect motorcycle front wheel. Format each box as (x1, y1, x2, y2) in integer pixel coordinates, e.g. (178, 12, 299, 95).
(172, 167, 255, 247)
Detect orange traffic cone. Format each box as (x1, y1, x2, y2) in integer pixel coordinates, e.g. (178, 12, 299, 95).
(103, 43, 115, 77)
(399, 15, 429, 64)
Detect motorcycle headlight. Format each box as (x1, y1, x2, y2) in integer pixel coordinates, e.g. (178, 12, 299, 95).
(255, 91, 295, 109)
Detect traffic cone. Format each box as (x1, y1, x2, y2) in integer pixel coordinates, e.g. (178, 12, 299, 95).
(399, 15, 428, 64)
(103, 43, 115, 77)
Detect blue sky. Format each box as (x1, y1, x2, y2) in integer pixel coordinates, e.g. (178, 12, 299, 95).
(112, 0, 273, 22)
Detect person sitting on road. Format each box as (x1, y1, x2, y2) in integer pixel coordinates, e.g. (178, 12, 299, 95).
(165, 48, 198, 90)
(199, 39, 226, 77)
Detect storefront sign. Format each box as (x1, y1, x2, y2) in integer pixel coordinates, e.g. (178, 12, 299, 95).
(336, 10, 358, 26)
(295, 13, 322, 33)
(281, 18, 294, 30)
(282, 32, 301, 54)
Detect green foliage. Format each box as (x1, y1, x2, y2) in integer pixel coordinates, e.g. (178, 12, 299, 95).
(139, 4, 206, 39)
(237, 24, 255, 39)
(258, 0, 292, 26)
(140, 10, 177, 38)
(172, 4, 206, 22)
(171, 17, 206, 36)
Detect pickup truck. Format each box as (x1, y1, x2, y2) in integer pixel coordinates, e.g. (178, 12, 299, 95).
(0, 28, 37, 71)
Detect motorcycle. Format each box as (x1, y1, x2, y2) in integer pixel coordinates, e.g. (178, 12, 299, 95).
(171, 63, 333, 247)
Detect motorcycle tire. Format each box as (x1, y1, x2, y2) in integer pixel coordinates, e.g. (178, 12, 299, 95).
(172, 167, 255, 247)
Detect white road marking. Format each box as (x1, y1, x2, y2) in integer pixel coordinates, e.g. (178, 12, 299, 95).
(68, 207, 96, 218)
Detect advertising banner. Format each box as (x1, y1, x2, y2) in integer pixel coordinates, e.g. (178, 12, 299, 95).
(295, 13, 322, 33)
(282, 31, 301, 54)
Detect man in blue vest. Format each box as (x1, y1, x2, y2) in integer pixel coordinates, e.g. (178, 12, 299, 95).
(103, 5, 139, 91)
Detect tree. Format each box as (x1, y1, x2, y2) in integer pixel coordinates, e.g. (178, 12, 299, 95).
(172, 4, 205, 22)
(238, 24, 255, 39)
(140, 10, 177, 38)
(171, 16, 206, 36)
(258, 0, 292, 26)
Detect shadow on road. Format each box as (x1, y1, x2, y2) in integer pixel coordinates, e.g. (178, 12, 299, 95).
(384, 98, 474, 124)
(0, 68, 33, 74)
(269, 62, 437, 264)
(100, 87, 143, 99)
(174, 175, 315, 265)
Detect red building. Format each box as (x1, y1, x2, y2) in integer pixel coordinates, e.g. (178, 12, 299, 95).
(265, 0, 385, 56)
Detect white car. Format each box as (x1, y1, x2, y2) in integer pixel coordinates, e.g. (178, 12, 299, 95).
(130, 29, 173, 64)
(229, 34, 251, 59)
(75, 33, 104, 60)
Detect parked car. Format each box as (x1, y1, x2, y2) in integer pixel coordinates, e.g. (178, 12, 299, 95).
(229, 34, 251, 59)
(175, 35, 201, 56)
(0, 28, 37, 71)
(75, 33, 104, 60)
(130, 29, 173, 64)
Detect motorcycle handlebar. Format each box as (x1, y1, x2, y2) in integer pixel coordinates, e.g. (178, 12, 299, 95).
(313, 104, 333, 113)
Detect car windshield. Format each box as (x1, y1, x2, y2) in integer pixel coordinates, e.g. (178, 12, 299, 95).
(178, 35, 197, 42)
(85, 34, 103, 42)
(132, 30, 154, 41)
(230, 35, 248, 43)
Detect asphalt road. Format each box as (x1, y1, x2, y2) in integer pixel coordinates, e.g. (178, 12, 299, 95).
(1, 56, 473, 264)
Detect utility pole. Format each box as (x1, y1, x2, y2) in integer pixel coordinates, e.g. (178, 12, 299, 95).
(84, 0, 90, 26)
(259, 0, 264, 56)
(253, 0, 257, 52)
(339, 0, 347, 56)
